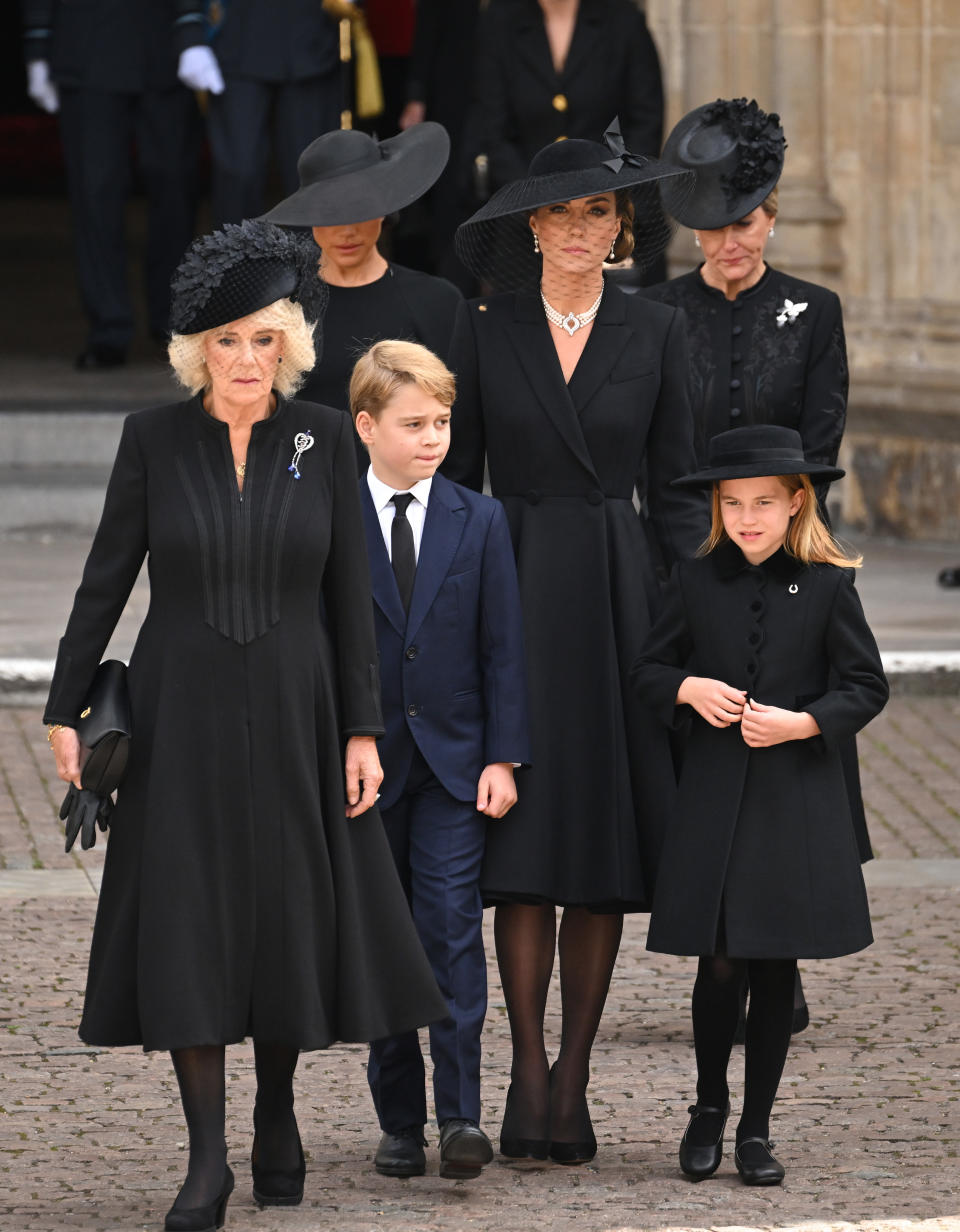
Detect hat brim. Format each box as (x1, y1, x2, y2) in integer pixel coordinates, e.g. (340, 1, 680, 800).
(672, 459, 845, 488)
(261, 122, 450, 227)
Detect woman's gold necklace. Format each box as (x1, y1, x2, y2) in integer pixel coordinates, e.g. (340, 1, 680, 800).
(236, 462, 246, 479)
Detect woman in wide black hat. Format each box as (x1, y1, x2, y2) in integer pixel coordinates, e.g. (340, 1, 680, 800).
(263, 123, 463, 456)
(44, 220, 445, 1231)
(632, 425, 887, 1186)
(443, 122, 706, 1164)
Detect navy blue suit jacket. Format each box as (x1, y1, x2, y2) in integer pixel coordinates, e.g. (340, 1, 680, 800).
(361, 472, 530, 810)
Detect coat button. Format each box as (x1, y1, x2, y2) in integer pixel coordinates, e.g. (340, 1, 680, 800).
(750, 600, 763, 612)
(731, 351, 742, 362)
(587, 489, 604, 505)
(748, 632, 760, 645)
(552, 93, 568, 112)
(746, 662, 757, 674)
(405, 646, 418, 660)
(407, 703, 420, 717)
(730, 378, 742, 391)
(526, 489, 541, 505)
(732, 324, 743, 336)
(730, 407, 742, 418)
(732, 301, 744, 311)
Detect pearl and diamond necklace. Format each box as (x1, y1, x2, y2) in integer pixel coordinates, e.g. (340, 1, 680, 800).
(540, 285, 603, 336)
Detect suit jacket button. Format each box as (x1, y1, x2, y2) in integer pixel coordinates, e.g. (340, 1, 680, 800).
(552, 93, 569, 112)
(730, 407, 742, 418)
(587, 489, 604, 505)
(526, 489, 541, 505)
(407, 703, 420, 717)
(405, 645, 418, 660)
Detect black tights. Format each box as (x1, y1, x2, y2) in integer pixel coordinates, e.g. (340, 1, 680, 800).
(169, 1041, 300, 1211)
(690, 955, 797, 1144)
(494, 903, 623, 1142)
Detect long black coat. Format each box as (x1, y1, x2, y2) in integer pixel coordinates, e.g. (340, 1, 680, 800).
(639, 265, 848, 473)
(442, 284, 706, 909)
(474, 0, 664, 191)
(44, 396, 446, 1051)
(631, 543, 888, 959)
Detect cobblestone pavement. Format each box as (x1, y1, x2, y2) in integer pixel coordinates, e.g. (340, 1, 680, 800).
(1, 699, 959, 1232)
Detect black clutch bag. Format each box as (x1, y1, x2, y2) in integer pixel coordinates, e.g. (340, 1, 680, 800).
(76, 659, 132, 795)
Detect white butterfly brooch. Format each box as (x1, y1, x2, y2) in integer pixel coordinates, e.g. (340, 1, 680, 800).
(776, 298, 808, 328)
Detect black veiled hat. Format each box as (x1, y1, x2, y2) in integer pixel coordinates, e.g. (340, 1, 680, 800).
(661, 98, 786, 230)
(671, 426, 844, 488)
(454, 119, 694, 291)
(261, 123, 450, 227)
(169, 220, 320, 335)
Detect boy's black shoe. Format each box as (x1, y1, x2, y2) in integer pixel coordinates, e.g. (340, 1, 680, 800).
(438, 1119, 493, 1179)
(374, 1127, 427, 1177)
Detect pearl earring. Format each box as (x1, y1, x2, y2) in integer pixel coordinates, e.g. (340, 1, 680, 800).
(532, 232, 540, 254)
(694, 235, 701, 248)
(608, 238, 617, 261)
(769, 228, 775, 238)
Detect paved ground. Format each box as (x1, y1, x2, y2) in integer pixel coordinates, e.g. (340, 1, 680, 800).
(1, 694, 959, 1232)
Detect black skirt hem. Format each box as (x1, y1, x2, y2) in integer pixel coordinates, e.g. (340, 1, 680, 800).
(482, 889, 651, 914)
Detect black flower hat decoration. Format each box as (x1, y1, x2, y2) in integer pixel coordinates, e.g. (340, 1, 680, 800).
(169, 219, 327, 335)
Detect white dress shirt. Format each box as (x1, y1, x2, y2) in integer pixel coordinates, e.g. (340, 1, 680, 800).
(366, 468, 433, 562)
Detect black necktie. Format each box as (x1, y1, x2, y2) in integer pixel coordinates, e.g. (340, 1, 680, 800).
(391, 493, 417, 613)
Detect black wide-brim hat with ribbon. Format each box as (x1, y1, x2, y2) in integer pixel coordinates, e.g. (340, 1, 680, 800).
(169, 219, 322, 335)
(455, 118, 695, 291)
(660, 98, 786, 230)
(261, 122, 450, 227)
(671, 426, 844, 488)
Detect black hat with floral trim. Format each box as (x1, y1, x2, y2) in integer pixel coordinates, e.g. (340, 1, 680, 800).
(660, 98, 786, 230)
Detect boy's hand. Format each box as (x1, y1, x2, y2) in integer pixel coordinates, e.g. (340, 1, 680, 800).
(476, 763, 517, 819)
(740, 699, 821, 748)
(344, 736, 384, 817)
(676, 676, 747, 727)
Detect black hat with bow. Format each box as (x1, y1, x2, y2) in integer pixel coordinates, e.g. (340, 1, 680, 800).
(454, 119, 694, 290)
(660, 98, 786, 230)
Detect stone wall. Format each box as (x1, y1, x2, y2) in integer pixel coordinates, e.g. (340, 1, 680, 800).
(645, 0, 960, 541)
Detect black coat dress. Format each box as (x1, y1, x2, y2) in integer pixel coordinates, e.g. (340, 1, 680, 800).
(474, 0, 663, 192)
(44, 396, 446, 1051)
(631, 544, 888, 959)
(442, 284, 707, 909)
(639, 265, 848, 474)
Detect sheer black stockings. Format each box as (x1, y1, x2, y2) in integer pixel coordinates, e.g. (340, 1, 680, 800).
(170, 1045, 227, 1212)
(252, 1041, 301, 1173)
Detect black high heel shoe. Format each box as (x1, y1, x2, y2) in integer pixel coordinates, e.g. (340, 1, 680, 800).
(164, 1165, 234, 1232)
(251, 1108, 305, 1207)
(678, 1103, 729, 1179)
(499, 1083, 549, 1160)
(547, 1063, 596, 1165)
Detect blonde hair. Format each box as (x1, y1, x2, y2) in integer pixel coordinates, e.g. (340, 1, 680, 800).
(167, 298, 316, 397)
(349, 339, 456, 421)
(760, 184, 779, 218)
(700, 473, 862, 568)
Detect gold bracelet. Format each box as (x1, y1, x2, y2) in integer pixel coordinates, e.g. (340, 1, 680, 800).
(46, 724, 65, 747)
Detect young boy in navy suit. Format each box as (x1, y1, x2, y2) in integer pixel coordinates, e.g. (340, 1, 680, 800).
(350, 340, 530, 1181)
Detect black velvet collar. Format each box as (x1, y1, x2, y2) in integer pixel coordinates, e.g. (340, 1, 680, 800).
(713, 539, 806, 583)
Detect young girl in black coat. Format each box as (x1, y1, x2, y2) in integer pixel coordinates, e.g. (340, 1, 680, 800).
(631, 425, 888, 1187)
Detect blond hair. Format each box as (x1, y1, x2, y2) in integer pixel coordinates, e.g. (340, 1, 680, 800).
(349, 339, 456, 421)
(760, 184, 779, 218)
(700, 473, 862, 568)
(167, 298, 316, 397)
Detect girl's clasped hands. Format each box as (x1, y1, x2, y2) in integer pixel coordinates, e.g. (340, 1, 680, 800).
(676, 677, 820, 747)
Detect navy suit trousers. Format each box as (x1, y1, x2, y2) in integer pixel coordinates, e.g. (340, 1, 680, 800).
(367, 749, 487, 1130)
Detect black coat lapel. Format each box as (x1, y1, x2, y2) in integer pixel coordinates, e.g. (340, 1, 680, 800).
(505, 294, 599, 481)
(406, 475, 467, 640)
(566, 283, 633, 414)
(515, 3, 559, 91)
(561, 1, 604, 83)
(360, 481, 407, 636)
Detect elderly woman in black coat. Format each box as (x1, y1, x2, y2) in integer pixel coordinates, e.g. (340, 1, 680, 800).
(45, 221, 444, 1232)
(444, 128, 705, 1164)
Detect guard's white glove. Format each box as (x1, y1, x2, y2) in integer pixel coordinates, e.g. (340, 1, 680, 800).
(177, 45, 225, 94)
(27, 60, 59, 113)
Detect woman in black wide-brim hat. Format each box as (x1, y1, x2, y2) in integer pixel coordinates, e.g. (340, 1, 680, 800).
(632, 424, 887, 1186)
(44, 220, 445, 1231)
(262, 123, 463, 461)
(442, 122, 707, 1164)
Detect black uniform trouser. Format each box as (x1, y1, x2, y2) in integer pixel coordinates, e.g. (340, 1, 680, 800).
(58, 85, 200, 350)
(207, 73, 340, 227)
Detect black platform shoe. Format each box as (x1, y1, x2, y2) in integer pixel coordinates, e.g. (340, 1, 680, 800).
(164, 1165, 234, 1231)
(735, 1136, 785, 1186)
(499, 1083, 549, 1160)
(678, 1103, 729, 1179)
(547, 1064, 596, 1165)
(251, 1109, 305, 1206)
